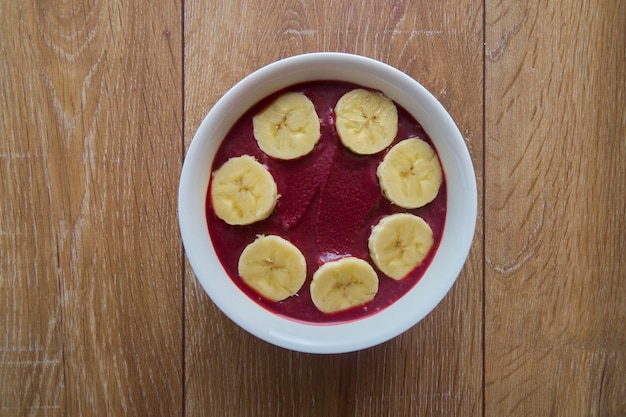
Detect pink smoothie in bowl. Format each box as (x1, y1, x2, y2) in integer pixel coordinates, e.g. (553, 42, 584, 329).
(179, 53, 476, 354)
(206, 81, 447, 324)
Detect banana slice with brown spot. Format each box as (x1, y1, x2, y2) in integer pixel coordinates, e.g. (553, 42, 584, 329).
(335, 88, 398, 155)
(377, 137, 443, 208)
(310, 257, 379, 314)
(253, 92, 321, 160)
(210, 155, 278, 225)
(238, 235, 307, 302)
(368, 213, 434, 280)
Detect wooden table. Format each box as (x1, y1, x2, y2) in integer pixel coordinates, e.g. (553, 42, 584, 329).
(1, 0, 624, 415)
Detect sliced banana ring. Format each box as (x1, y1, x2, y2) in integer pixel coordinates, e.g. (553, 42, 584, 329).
(210, 155, 278, 225)
(368, 213, 434, 280)
(310, 257, 379, 314)
(335, 88, 398, 155)
(238, 235, 307, 302)
(377, 137, 443, 208)
(253, 92, 321, 160)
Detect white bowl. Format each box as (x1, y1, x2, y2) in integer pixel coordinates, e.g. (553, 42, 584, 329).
(179, 52, 476, 354)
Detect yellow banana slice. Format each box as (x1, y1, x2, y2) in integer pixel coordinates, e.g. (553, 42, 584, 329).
(253, 92, 321, 160)
(238, 235, 307, 302)
(310, 257, 379, 314)
(334, 88, 398, 155)
(368, 213, 434, 280)
(210, 155, 278, 225)
(377, 137, 443, 208)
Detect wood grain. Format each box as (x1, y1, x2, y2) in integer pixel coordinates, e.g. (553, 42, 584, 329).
(183, 1, 483, 416)
(485, 0, 626, 415)
(0, 0, 183, 415)
(2, 0, 625, 415)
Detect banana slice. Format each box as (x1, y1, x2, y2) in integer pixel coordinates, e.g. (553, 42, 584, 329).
(310, 257, 379, 314)
(238, 235, 307, 302)
(368, 213, 434, 280)
(377, 137, 443, 208)
(253, 92, 321, 160)
(210, 155, 278, 225)
(334, 88, 398, 155)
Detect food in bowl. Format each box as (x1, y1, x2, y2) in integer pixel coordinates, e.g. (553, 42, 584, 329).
(178, 53, 476, 353)
(205, 81, 446, 323)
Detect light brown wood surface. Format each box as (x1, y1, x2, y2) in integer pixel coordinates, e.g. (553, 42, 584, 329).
(485, 1, 626, 415)
(0, 0, 623, 416)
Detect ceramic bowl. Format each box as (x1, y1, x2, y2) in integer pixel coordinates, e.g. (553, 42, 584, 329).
(178, 52, 476, 354)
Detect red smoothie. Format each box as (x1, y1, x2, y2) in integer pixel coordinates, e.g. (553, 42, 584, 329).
(206, 81, 447, 323)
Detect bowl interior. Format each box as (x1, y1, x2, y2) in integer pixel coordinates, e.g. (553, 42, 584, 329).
(179, 53, 476, 354)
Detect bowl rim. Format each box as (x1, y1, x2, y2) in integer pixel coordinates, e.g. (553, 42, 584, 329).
(178, 52, 477, 354)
